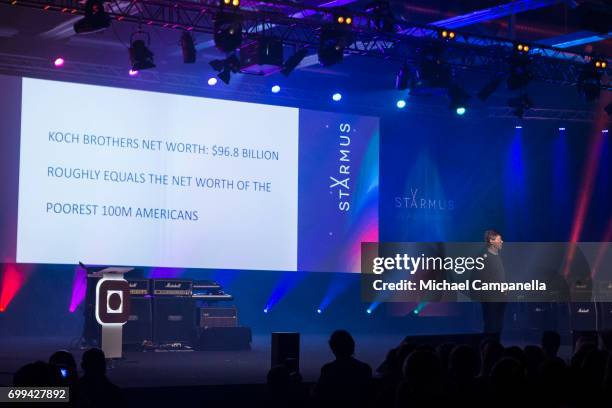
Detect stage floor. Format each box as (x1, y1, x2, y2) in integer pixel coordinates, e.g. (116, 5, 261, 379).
(0, 334, 404, 387)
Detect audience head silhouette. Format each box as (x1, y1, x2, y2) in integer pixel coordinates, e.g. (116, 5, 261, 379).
(13, 361, 58, 386)
(81, 347, 106, 377)
(328, 330, 355, 359)
(542, 330, 561, 358)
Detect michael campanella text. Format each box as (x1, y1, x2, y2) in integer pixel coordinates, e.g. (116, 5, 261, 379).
(372, 279, 547, 292)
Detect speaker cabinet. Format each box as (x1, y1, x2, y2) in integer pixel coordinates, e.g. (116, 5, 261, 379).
(198, 307, 237, 329)
(599, 303, 612, 329)
(271, 332, 300, 372)
(123, 297, 152, 345)
(570, 302, 597, 331)
(152, 297, 194, 344)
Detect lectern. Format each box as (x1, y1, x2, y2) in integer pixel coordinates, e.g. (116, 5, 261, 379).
(81, 265, 132, 359)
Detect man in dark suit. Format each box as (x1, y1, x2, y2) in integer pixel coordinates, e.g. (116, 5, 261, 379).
(479, 229, 507, 336)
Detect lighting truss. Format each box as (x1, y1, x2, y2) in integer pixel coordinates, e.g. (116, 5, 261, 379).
(1, 0, 611, 90)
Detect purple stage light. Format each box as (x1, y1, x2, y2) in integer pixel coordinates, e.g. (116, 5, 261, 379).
(68, 266, 87, 312)
(129, 69, 139, 77)
(54, 57, 65, 67)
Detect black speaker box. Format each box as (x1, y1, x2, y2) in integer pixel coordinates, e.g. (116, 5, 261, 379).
(195, 327, 252, 350)
(598, 302, 612, 329)
(271, 332, 300, 371)
(152, 297, 195, 344)
(570, 302, 597, 331)
(123, 297, 152, 346)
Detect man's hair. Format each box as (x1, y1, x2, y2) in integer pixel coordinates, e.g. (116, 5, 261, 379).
(484, 229, 501, 245)
(329, 329, 355, 359)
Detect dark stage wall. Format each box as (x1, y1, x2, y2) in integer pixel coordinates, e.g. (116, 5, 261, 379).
(0, 83, 610, 337)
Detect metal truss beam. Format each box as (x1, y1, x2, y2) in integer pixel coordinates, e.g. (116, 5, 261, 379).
(430, 0, 568, 29)
(0, 52, 599, 123)
(1, 0, 611, 90)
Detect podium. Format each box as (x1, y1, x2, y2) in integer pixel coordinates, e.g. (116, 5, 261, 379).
(83, 266, 132, 359)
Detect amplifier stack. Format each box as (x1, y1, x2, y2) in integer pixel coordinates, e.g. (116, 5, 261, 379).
(122, 278, 248, 350)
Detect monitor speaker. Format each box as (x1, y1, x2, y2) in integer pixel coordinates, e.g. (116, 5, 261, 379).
(271, 332, 300, 372)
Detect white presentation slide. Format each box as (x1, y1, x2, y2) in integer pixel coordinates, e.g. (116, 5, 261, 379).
(17, 78, 299, 270)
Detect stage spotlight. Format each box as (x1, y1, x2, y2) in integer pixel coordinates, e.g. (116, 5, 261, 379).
(263, 308, 269, 314)
(223, 0, 240, 7)
(210, 58, 226, 72)
(366, 309, 372, 314)
(605, 101, 612, 117)
(396, 99, 406, 109)
(73, 0, 110, 34)
(53, 57, 65, 67)
(128, 69, 138, 76)
(214, 12, 243, 53)
(440, 29, 456, 40)
(578, 60, 605, 102)
(447, 84, 469, 114)
(180, 31, 196, 64)
(411, 49, 452, 92)
(218, 68, 231, 85)
(395, 63, 411, 90)
(209, 53, 240, 84)
(507, 93, 532, 119)
(594, 59, 607, 70)
(129, 33, 155, 71)
(477, 76, 503, 101)
(507, 53, 532, 90)
(412, 309, 419, 315)
(334, 11, 353, 25)
(318, 26, 351, 67)
(332, 92, 342, 102)
(515, 43, 530, 54)
(365, 0, 395, 33)
(281, 47, 308, 76)
(208, 77, 218, 86)
(317, 308, 322, 314)
(271, 85, 281, 93)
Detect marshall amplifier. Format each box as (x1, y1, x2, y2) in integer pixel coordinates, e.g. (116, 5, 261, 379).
(128, 279, 150, 296)
(598, 302, 612, 329)
(570, 302, 597, 331)
(153, 280, 193, 296)
(152, 296, 195, 344)
(597, 282, 612, 302)
(124, 296, 153, 346)
(199, 307, 237, 329)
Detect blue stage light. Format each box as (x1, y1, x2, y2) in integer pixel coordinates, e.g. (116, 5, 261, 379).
(366, 309, 372, 314)
(208, 77, 218, 86)
(271, 85, 281, 93)
(263, 308, 269, 314)
(396, 100, 406, 109)
(317, 308, 322, 314)
(332, 93, 342, 102)
(456, 107, 466, 115)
